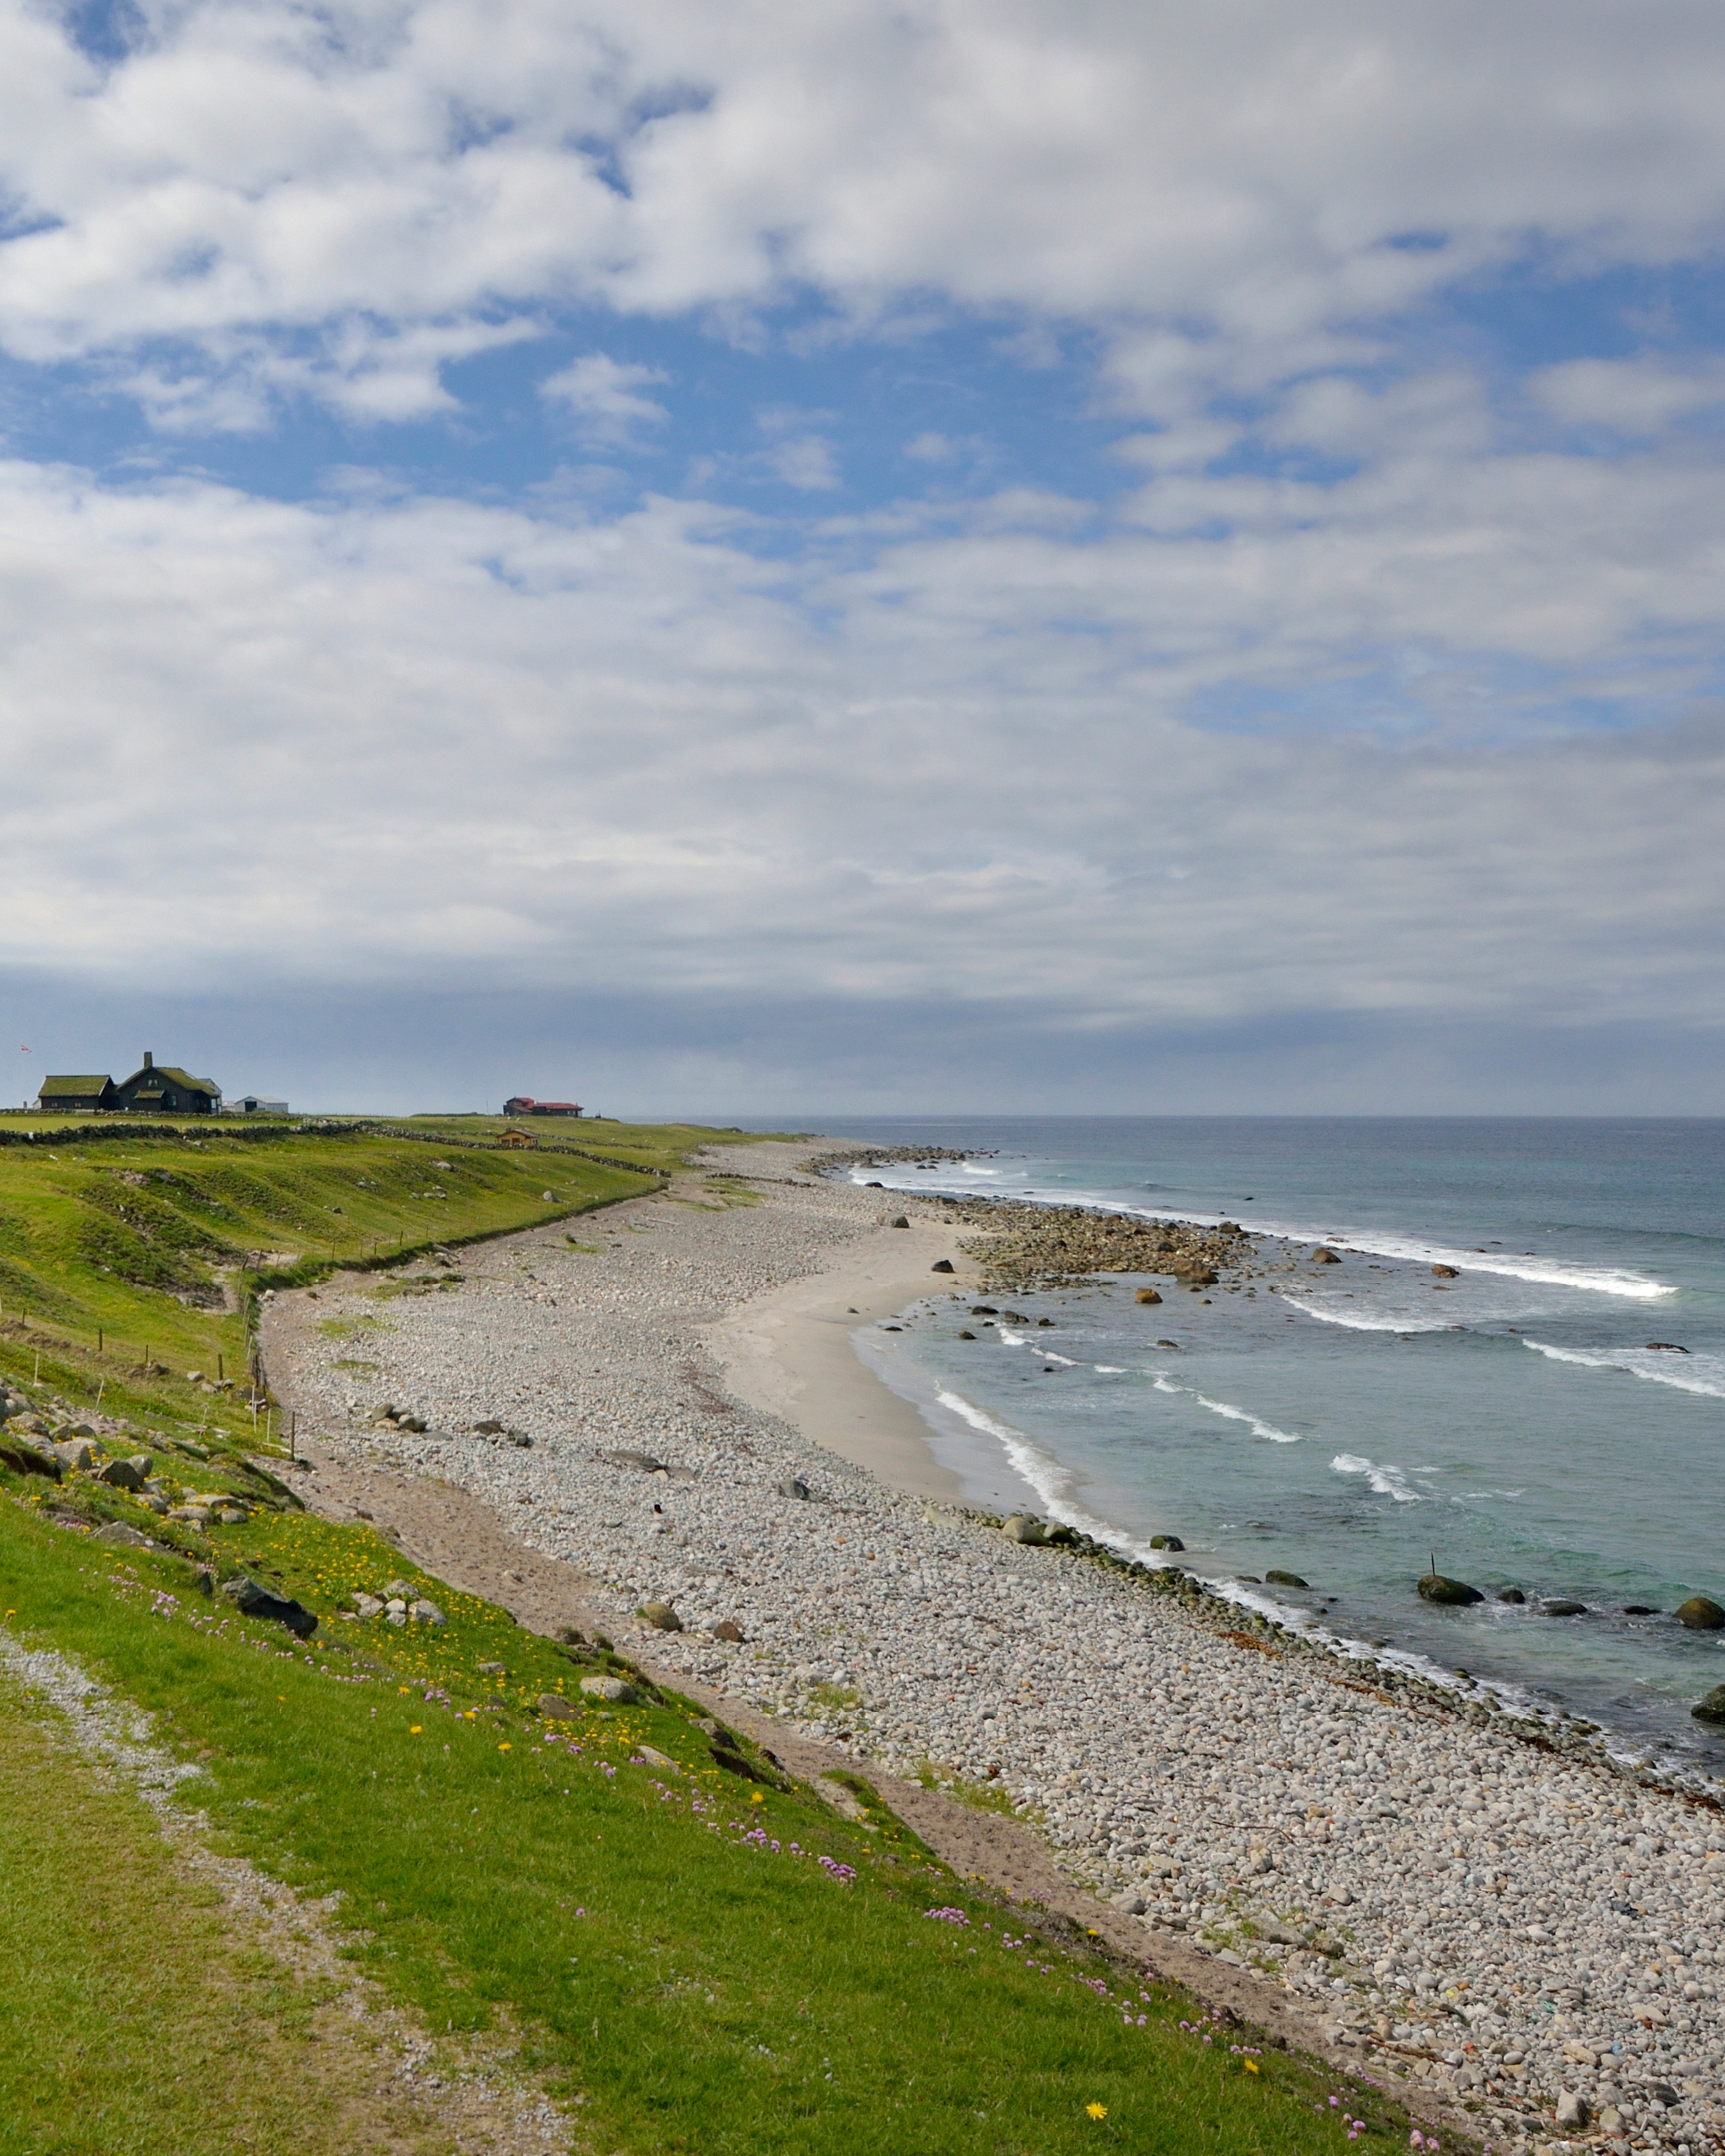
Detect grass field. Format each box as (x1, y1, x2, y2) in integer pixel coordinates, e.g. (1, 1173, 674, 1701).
(0, 1115, 767, 1453)
(0, 1487, 1420, 2156)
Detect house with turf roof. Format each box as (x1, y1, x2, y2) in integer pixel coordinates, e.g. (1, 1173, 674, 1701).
(35, 1072, 116, 1112)
(111, 1051, 221, 1115)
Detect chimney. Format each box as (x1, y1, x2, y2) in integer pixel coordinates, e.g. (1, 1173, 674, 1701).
(143, 1051, 153, 1069)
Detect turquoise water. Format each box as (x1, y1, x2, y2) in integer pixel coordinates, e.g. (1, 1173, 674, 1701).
(802, 1118, 1725, 1771)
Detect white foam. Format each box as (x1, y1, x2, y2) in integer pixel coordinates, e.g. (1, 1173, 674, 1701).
(1521, 1338, 1725, 1401)
(845, 1164, 1675, 1301)
(1150, 1372, 1304, 1443)
(1331, 1451, 1427, 1503)
(1290, 1299, 1448, 1334)
(930, 1389, 1138, 1552)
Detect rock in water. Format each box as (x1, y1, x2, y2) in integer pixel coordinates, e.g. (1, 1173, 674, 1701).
(1002, 1514, 1047, 1545)
(1542, 1598, 1588, 1617)
(931, 1258, 954, 1273)
(1418, 1571, 1483, 1606)
(221, 1576, 317, 1639)
(580, 1675, 637, 1704)
(1690, 1685, 1725, 1725)
(1135, 1287, 1162, 1304)
(1675, 1595, 1725, 1630)
(1497, 1587, 1526, 1604)
(1149, 1534, 1184, 1551)
(640, 1600, 683, 1632)
(1264, 1568, 1310, 1589)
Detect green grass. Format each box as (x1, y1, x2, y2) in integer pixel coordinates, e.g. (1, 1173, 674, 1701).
(0, 1664, 457, 2156)
(0, 1488, 1429, 2156)
(0, 1117, 759, 1451)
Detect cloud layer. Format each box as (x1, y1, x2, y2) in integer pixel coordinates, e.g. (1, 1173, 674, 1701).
(1, 0, 1722, 1106)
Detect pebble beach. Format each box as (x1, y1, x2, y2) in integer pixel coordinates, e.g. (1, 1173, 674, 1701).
(263, 1143, 1725, 2156)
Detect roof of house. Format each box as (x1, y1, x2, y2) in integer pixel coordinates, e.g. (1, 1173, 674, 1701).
(118, 1064, 220, 1096)
(38, 1074, 112, 1096)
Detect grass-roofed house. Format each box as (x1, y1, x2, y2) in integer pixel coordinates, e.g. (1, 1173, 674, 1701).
(35, 1073, 117, 1113)
(111, 1051, 222, 1115)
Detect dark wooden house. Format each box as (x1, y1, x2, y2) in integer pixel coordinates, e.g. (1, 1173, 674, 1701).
(36, 1073, 117, 1112)
(111, 1052, 222, 1115)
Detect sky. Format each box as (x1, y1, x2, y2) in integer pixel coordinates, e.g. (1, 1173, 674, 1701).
(2, 0, 1724, 1117)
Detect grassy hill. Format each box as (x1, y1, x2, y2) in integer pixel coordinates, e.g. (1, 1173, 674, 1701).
(0, 1115, 765, 1455)
(0, 1482, 1418, 2155)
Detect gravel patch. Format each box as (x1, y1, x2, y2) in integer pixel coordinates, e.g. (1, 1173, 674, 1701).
(264, 1143, 1725, 2154)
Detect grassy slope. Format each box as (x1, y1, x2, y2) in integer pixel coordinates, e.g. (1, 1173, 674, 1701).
(0, 1667, 455, 2156)
(0, 1117, 763, 1450)
(0, 1492, 1415, 2156)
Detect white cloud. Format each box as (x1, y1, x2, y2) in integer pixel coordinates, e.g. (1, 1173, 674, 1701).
(0, 447, 1719, 1051)
(1530, 355, 1725, 436)
(1, 1, 1724, 414)
(540, 352, 671, 443)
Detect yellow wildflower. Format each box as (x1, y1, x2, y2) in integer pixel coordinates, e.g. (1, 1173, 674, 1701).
(1086, 2102, 1108, 2120)
(498, 1742, 512, 1752)
(1244, 2060, 1259, 2075)
(410, 1725, 422, 1734)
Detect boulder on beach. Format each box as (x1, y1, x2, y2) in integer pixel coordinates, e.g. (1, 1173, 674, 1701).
(778, 1475, 811, 1501)
(1675, 1595, 1725, 1630)
(639, 1600, 683, 1632)
(1311, 1247, 1342, 1264)
(1135, 1287, 1163, 1304)
(890, 1215, 910, 1228)
(1418, 1571, 1483, 1606)
(1002, 1514, 1047, 1545)
(1264, 1568, 1310, 1589)
(713, 1619, 745, 1642)
(931, 1258, 954, 1273)
(1430, 1263, 1459, 1278)
(1690, 1684, 1725, 1725)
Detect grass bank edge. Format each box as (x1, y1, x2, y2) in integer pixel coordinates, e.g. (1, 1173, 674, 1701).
(0, 1488, 1438, 2156)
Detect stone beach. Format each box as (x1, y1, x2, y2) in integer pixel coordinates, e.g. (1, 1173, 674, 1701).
(262, 1142, 1725, 2155)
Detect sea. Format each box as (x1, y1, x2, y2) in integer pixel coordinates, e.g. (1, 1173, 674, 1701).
(777, 1118, 1725, 1777)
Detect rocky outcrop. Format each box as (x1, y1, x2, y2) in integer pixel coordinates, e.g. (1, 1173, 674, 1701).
(1674, 1596, 1725, 1631)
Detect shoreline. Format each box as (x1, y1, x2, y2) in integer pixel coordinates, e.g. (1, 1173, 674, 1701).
(259, 1142, 1725, 2153)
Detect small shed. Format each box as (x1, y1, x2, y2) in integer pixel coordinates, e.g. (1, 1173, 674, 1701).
(496, 1128, 537, 1149)
(37, 1074, 116, 1113)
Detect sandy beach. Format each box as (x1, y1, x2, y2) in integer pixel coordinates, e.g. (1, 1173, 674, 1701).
(261, 1142, 1725, 2156)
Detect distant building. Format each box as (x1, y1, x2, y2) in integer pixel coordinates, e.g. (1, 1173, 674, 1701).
(111, 1052, 222, 1115)
(496, 1127, 537, 1149)
(226, 1094, 289, 1115)
(36, 1073, 116, 1113)
(503, 1095, 582, 1117)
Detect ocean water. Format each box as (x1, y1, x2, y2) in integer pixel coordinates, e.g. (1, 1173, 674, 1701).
(797, 1118, 1725, 1773)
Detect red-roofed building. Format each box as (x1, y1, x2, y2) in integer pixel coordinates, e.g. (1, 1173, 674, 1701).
(503, 1096, 582, 1117)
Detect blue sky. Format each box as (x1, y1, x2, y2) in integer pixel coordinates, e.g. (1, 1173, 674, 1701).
(1, 0, 1723, 1114)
